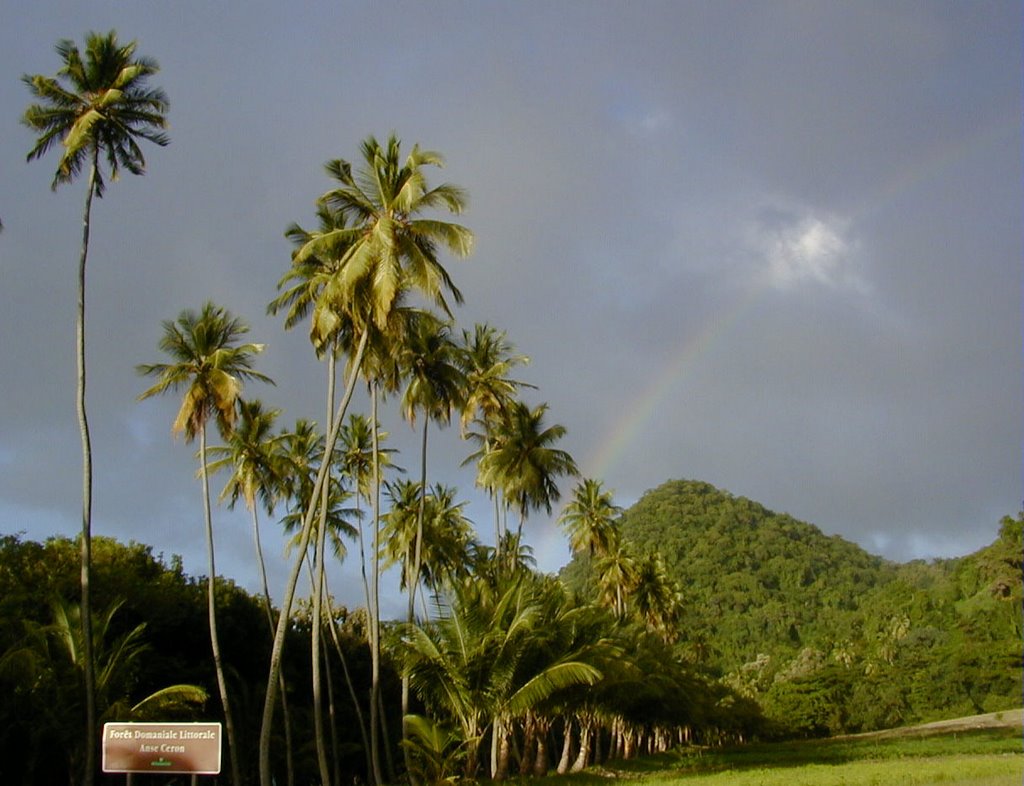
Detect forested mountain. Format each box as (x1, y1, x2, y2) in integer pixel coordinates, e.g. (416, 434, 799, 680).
(562, 479, 1022, 735)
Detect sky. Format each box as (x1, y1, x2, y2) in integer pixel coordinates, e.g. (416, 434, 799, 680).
(1, 1, 1020, 616)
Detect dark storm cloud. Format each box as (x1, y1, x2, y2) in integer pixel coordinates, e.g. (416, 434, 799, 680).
(0, 2, 1018, 604)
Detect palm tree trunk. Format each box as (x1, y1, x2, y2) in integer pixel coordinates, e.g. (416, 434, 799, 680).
(464, 718, 482, 779)
(495, 718, 512, 780)
(519, 714, 534, 776)
(313, 536, 331, 786)
(78, 152, 98, 786)
(532, 717, 550, 776)
(259, 329, 369, 786)
(402, 418, 430, 783)
(252, 506, 295, 786)
(489, 716, 500, 779)
(322, 630, 341, 786)
(313, 351, 337, 786)
(571, 722, 590, 772)
(493, 492, 502, 556)
(368, 383, 385, 786)
(410, 421, 428, 628)
(322, 591, 371, 779)
(200, 424, 242, 786)
(556, 721, 573, 774)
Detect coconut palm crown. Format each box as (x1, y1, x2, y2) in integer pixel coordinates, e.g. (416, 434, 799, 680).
(137, 302, 273, 441)
(23, 30, 169, 196)
(292, 133, 473, 332)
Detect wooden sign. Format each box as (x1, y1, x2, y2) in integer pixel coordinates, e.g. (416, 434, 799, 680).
(102, 722, 222, 774)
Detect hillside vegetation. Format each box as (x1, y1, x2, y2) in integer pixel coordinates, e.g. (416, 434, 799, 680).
(563, 479, 1022, 736)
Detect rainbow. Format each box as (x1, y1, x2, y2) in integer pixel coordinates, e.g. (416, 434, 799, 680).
(579, 110, 1017, 489)
(582, 281, 763, 484)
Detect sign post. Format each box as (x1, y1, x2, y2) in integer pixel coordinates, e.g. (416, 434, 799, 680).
(102, 722, 222, 779)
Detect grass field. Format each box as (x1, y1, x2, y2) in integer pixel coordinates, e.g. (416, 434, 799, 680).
(535, 713, 1023, 786)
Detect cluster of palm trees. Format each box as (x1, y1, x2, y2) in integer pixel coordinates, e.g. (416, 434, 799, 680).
(22, 29, 756, 786)
(395, 551, 733, 783)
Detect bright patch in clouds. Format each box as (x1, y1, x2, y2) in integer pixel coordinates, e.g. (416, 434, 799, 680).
(750, 208, 864, 292)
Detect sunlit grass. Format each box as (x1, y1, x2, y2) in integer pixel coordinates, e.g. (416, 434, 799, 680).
(635, 756, 1021, 786)
(528, 727, 1022, 786)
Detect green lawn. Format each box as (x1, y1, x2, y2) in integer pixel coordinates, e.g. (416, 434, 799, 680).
(533, 726, 1023, 786)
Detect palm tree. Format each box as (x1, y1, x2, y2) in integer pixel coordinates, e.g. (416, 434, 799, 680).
(632, 551, 681, 641)
(397, 314, 466, 758)
(397, 574, 602, 780)
(261, 135, 472, 786)
(205, 399, 297, 786)
(382, 482, 475, 615)
(418, 484, 477, 600)
(381, 479, 424, 596)
(137, 302, 271, 786)
(558, 478, 622, 560)
(595, 544, 638, 621)
(23, 32, 168, 781)
(278, 417, 376, 783)
(271, 204, 362, 786)
(338, 413, 396, 604)
(478, 401, 578, 541)
(458, 324, 532, 547)
(205, 399, 285, 624)
(306, 134, 474, 330)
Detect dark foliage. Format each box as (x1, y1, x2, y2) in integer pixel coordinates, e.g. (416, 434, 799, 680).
(0, 534, 391, 786)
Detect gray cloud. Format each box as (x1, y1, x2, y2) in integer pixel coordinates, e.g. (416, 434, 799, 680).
(1, 2, 1019, 608)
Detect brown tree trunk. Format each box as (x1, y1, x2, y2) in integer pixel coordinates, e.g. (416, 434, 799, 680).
(533, 727, 549, 777)
(556, 721, 573, 775)
(571, 722, 590, 772)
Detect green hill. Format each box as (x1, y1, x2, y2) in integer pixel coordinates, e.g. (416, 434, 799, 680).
(562, 479, 1022, 735)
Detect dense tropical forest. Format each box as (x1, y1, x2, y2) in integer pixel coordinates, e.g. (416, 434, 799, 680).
(3, 28, 1020, 786)
(2, 500, 1020, 784)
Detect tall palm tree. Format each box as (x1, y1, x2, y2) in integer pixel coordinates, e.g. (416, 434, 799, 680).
(137, 302, 271, 786)
(418, 484, 477, 600)
(205, 399, 297, 786)
(632, 552, 681, 642)
(261, 135, 472, 786)
(595, 544, 638, 621)
(306, 134, 474, 331)
(458, 323, 532, 440)
(278, 418, 324, 513)
(381, 479, 424, 596)
(558, 478, 622, 560)
(382, 482, 475, 614)
(205, 398, 286, 624)
(271, 205, 357, 786)
(23, 32, 168, 781)
(458, 324, 532, 547)
(277, 417, 376, 784)
(339, 410, 402, 775)
(398, 313, 465, 629)
(478, 401, 578, 541)
(338, 413, 396, 605)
